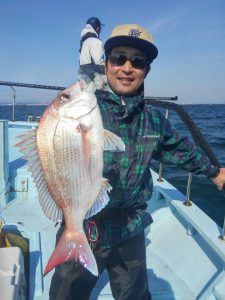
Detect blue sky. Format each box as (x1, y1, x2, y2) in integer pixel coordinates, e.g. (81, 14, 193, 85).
(1, 0, 225, 104)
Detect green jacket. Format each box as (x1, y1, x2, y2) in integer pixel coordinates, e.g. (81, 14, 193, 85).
(85, 90, 217, 248)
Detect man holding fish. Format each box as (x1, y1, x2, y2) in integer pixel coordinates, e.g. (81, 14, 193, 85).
(45, 23, 225, 299)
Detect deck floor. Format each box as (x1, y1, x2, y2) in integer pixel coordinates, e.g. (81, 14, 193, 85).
(0, 194, 201, 300)
(1, 173, 224, 300)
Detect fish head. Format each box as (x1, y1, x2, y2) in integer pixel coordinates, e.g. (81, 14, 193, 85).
(58, 81, 97, 120)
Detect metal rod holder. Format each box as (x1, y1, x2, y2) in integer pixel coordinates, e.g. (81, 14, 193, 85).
(157, 109, 169, 182)
(165, 108, 169, 119)
(184, 172, 192, 206)
(157, 162, 164, 182)
(219, 217, 225, 241)
(8, 86, 16, 122)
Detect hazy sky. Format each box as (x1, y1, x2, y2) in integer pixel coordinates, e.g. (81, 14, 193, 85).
(1, 0, 225, 104)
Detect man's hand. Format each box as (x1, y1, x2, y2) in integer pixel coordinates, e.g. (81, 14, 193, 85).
(212, 168, 225, 191)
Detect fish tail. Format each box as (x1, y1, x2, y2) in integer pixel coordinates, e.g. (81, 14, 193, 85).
(44, 229, 98, 276)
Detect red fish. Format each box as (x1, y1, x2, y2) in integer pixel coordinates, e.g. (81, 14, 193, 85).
(16, 81, 125, 276)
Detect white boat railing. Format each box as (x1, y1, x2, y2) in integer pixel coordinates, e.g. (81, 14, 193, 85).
(0, 84, 16, 121)
(145, 97, 225, 222)
(155, 107, 193, 207)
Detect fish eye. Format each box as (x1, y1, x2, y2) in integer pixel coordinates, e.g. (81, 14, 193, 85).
(60, 92, 70, 103)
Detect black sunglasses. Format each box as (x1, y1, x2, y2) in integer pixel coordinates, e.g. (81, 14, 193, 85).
(108, 53, 149, 70)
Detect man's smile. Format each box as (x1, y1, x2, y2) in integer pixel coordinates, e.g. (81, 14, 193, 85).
(117, 77, 134, 84)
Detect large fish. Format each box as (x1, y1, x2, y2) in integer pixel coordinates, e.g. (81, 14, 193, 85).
(16, 81, 125, 276)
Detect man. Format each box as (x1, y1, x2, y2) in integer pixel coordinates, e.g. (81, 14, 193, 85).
(50, 23, 225, 300)
(79, 17, 105, 82)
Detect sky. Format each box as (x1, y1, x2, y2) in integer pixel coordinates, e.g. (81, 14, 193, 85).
(0, 0, 225, 104)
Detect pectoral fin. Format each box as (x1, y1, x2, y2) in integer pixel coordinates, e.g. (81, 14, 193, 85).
(85, 178, 112, 219)
(103, 129, 125, 152)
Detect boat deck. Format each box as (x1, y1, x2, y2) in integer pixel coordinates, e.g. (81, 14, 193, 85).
(1, 120, 225, 299)
(1, 169, 225, 300)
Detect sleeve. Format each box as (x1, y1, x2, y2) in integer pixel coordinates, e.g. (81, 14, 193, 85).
(89, 38, 105, 65)
(153, 112, 219, 178)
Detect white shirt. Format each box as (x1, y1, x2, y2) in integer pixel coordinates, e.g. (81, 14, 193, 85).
(79, 24, 104, 66)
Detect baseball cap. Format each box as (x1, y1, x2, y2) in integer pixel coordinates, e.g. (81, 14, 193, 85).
(86, 17, 105, 30)
(104, 24, 158, 62)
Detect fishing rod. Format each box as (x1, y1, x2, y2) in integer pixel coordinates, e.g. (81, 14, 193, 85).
(145, 97, 225, 197)
(0, 81, 65, 91)
(0, 81, 179, 101)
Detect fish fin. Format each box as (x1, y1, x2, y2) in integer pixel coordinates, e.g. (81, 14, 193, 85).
(15, 128, 37, 141)
(15, 129, 63, 223)
(14, 129, 38, 159)
(103, 129, 125, 152)
(85, 178, 112, 219)
(44, 229, 98, 276)
(38, 187, 63, 222)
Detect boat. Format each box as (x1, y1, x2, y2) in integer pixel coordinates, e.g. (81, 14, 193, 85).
(0, 81, 225, 300)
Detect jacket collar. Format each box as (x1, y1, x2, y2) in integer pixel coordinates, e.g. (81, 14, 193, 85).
(98, 88, 144, 119)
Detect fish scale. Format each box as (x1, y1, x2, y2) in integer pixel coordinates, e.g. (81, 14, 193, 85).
(15, 81, 125, 276)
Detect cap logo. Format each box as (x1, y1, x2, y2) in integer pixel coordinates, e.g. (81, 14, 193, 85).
(128, 28, 142, 38)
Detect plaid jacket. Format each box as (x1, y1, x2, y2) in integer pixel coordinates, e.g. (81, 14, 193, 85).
(85, 90, 217, 248)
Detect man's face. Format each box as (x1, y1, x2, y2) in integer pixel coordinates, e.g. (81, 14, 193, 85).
(106, 46, 148, 96)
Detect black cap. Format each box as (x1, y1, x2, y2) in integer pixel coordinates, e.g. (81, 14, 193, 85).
(86, 17, 104, 30)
